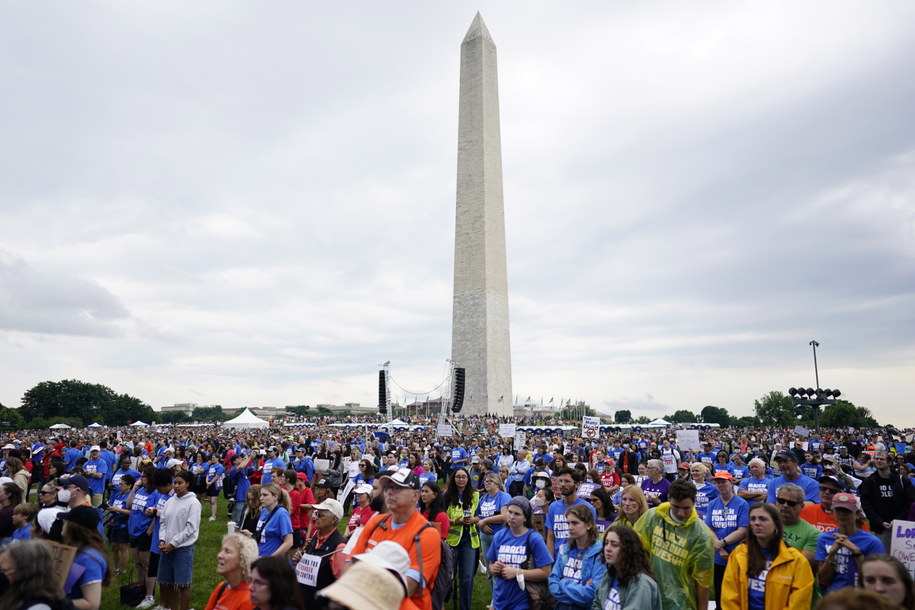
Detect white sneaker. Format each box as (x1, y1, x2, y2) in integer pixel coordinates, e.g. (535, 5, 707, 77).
(136, 597, 156, 610)
(208, 516, 216, 521)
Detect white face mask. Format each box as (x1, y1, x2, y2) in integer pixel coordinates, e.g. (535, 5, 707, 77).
(57, 489, 71, 504)
(535, 479, 547, 489)
(530, 496, 544, 507)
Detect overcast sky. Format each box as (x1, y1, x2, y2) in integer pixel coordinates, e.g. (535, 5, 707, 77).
(2, 2, 914, 426)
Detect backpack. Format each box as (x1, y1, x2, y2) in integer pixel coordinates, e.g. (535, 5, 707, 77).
(368, 514, 454, 610)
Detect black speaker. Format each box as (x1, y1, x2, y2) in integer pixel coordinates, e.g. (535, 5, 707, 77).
(451, 368, 465, 413)
(378, 371, 387, 415)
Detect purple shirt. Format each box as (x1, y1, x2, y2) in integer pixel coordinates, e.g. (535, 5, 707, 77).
(641, 477, 671, 504)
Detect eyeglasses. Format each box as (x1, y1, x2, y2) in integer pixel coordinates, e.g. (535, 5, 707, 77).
(776, 497, 800, 507)
(819, 486, 839, 494)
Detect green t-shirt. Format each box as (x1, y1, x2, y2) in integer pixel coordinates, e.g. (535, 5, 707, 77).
(783, 519, 821, 608)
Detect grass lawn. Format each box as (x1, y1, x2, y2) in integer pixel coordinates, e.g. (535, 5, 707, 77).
(100, 496, 496, 610)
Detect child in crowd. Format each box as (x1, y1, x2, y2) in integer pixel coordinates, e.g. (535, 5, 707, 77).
(12, 502, 38, 541)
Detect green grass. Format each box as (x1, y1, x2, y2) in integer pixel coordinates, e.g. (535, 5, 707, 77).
(100, 496, 496, 610)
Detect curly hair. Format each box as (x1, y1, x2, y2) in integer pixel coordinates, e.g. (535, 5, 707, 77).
(602, 525, 654, 586)
(221, 532, 259, 582)
(565, 503, 599, 549)
(0, 541, 66, 610)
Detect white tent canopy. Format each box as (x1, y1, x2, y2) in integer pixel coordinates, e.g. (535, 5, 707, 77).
(87, 422, 104, 428)
(49, 423, 72, 430)
(130, 421, 149, 427)
(649, 418, 671, 426)
(223, 408, 269, 430)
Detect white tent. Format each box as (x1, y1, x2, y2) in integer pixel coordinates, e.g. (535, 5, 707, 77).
(649, 418, 671, 426)
(87, 422, 104, 428)
(49, 423, 72, 429)
(223, 408, 269, 430)
(130, 420, 149, 427)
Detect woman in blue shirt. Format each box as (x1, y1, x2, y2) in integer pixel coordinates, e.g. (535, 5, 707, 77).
(126, 466, 157, 589)
(60, 505, 111, 610)
(476, 472, 512, 596)
(106, 473, 134, 575)
(487, 496, 553, 610)
(251, 482, 293, 558)
(549, 504, 604, 610)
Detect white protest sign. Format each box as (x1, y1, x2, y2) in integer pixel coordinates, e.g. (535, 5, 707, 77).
(890, 520, 915, 579)
(342, 526, 363, 555)
(582, 416, 601, 440)
(314, 458, 330, 474)
(793, 425, 810, 437)
(514, 431, 526, 450)
(437, 424, 453, 438)
(499, 423, 517, 438)
(295, 553, 322, 587)
(676, 429, 701, 452)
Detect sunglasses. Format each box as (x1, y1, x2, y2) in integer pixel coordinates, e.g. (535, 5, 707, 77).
(776, 497, 799, 507)
(819, 486, 839, 494)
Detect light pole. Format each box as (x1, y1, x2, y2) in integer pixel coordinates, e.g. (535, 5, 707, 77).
(788, 340, 840, 431)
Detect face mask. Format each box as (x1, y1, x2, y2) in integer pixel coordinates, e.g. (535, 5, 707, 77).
(58, 488, 71, 504)
(530, 496, 544, 508)
(535, 479, 547, 489)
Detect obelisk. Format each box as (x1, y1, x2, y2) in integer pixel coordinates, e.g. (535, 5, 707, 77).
(451, 13, 513, 418)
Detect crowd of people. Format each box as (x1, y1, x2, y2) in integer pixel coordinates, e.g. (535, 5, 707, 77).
(1, 417, 915, 610)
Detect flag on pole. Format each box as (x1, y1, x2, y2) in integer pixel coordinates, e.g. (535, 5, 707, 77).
(549, 397, 554, 403)
(497, 395, 503, 403)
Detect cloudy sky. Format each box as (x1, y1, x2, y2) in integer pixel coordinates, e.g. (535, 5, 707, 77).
(2, 2, 914, 426)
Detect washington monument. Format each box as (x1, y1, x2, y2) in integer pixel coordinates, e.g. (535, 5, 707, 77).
(451, 13, 513, 418)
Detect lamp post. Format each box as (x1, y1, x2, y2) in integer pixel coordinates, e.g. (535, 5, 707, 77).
(788, 340, 840, 431)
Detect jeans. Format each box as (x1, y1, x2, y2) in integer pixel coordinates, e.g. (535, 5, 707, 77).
(452, 534, 477, 610)
(231, 498, 246, 525)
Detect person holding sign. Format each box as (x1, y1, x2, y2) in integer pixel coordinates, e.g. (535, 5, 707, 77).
(720, 502, 814, 610)
(293, 498, 346, 607)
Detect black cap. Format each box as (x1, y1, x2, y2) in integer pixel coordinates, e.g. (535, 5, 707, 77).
(59, 505, 100, 530)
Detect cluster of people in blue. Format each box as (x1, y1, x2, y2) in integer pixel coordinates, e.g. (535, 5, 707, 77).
(2, 419, 915, 610)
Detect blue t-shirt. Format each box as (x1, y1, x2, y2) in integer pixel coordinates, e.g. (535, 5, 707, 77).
(260, 458, 284, 485)
(694, 483, 719, 520)
(12, 524, 31, 541)
(476, 490, 512, 535)
(704, 495, 749, 566)
(128, 488, 156, 538)
(108, 488, 130, 529)
(150, 490, 172, 555)
(747, 547, 773, 610)
(257, 506, 293, 557)
(207, 463, 226, 488)
(815, 529, 885, 592)
(228, 466, 253, 502)
(83, 459, 109, 494)
(737, 476, 771, 507)
(729, 465, 749, 481)
(766, 474, 820, 504)
(801, 463, 823, 480)
(111, 467, 141, 490)
(545, 498, 597, 554)
(487, 528, 553, 610)
(450, 447, 468, 470)
(67, 548, 107, 600)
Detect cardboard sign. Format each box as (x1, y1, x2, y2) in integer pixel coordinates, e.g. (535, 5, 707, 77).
(44, 540, 78, 590)
(295, 553, 322, 587)
(793, 425, 810, 437)
(437, 424, 453, 437)
(499, 423, 516, 438)
(314, 458, 330, 473)
(676, 430, 701, 452)
(890, 519, 915, 579)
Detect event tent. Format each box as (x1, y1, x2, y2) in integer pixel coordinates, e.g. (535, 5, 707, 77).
(87, 422, 104, 428)
(49, 423, 72, 429)
(223, 408, 269, 430)
(130, 421, 149, 427)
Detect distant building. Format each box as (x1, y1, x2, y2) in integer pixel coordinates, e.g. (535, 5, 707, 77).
(160, 403, 202, 416)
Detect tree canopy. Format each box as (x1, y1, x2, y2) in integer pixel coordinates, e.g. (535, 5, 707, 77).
(668, 409, 696, 423)
(21, 380, 157, 427)
(614, 409, 632, 424)
(753, 391, 795, 428)
(700, 405, 730, 426)
(819, 401, 878, 428)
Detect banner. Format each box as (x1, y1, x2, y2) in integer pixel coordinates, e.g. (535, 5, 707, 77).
(793, 425, 810, 437)
(676, 429, 701, 452)
(499, 423, 516, 438)
(582, 416, 601, 440)
(295, 553, 322, 587)
(890, 520, 915, 579)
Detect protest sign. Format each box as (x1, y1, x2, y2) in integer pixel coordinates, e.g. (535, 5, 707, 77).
(514, 431, 526, 450)
(45, 540, 78, 590)
(295, 553, 322, 587)
(582, 416, 601, 440)
(437, 424, 453, 438)
(890, 519, 915, 579)
(499, 423, 516, 438)
(676, 429, 701, 452)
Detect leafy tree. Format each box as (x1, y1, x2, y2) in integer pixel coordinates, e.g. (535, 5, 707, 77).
(819, 401, 878, 428)
(730, 415, 760, 428)
(753, 391, 795, 428)
(633, 416, 653, 424)
(161, 411, 192, 424)
(700, 406, 730, 426)
(192, 406, 230, 422)
(669, 409, 696, 423)
(286, 405, 312, 417)
(614, 410, 632, 424)
(21, 380, 156, 427)
(0, 406, 25, 430)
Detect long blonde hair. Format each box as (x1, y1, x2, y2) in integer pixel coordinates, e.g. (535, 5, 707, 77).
(614, 485, 649, 526)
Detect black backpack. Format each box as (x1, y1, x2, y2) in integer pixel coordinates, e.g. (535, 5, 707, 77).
(368, 515, 454, 610)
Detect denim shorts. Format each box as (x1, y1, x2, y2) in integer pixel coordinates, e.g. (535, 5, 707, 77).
(157, 545, 194, 586)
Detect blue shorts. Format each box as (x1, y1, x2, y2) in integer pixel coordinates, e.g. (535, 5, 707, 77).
(157, 545, 194, 586)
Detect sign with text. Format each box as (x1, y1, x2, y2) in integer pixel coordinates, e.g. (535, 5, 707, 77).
(295, 553, 322, 587)
(499, 423, 517, 438)
(514, 431, 526, 450)
(890, 519, 915, 579)
(582, 416, 601, 439)
(437, 424, 453, 437)
(676, 429, 701, 452)
(793, 425, 810, 437)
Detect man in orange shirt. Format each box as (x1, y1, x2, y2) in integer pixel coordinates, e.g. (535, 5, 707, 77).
(800, 475, 869, 533)
(350, 468, 441, 610)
